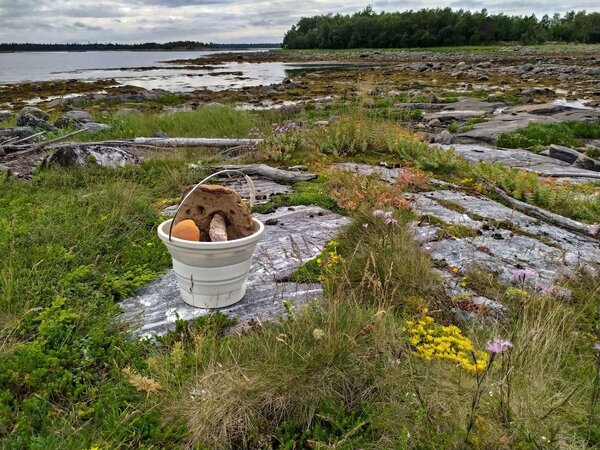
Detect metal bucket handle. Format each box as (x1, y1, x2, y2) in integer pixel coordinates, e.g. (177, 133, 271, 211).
(168, 169, 256, 241)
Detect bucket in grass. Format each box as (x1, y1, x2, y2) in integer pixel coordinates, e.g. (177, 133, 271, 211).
(157, 170, 265, 308)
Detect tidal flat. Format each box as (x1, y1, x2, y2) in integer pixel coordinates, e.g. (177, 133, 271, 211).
(1, 45, 600, 449)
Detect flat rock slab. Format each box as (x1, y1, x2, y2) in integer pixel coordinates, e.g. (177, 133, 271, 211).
(120, 205, 351, 338)
(409, 190, 600, 286)
(437, 143, 600, 181)
(458, 109, 600, 143)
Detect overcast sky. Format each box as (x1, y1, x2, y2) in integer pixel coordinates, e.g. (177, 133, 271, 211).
(1, 0, 599, 44)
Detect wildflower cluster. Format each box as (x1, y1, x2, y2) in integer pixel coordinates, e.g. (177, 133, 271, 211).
(373, 209, 398, 226)
(259, 128, 303, 162)
(406, 311, 489, 373)
(315, 240, 343, 280)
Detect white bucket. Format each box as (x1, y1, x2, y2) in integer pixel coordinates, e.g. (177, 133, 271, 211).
(158, 218, 265, 308)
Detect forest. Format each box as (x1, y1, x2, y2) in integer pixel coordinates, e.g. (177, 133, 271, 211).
(0, 41, 279, 52)
(282, 7, 600, 49)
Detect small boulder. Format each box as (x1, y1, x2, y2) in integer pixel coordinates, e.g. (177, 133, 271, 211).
(0, 111, 13, 122)
(17, 106, 49, 121)
(259, 85, 277, 95)
(548, 144, 582, 164)
(0, 126, 34, 141)
(427, 118, 442, 127)
(573, 154, 600, 171)
(522, 63, 535, 72)
(43, 145, 139, 168)
(80, 122, 110, 132)
(433, 130, 455, 145)
(16, 114, 56, 131)
(63, 109, 93, 122)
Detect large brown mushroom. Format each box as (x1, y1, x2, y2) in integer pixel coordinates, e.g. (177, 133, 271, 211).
(173, 184, 255, 241)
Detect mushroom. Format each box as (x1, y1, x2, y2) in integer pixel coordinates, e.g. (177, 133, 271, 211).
(171, 219, 201, 241)
(174, 184, 255, 242)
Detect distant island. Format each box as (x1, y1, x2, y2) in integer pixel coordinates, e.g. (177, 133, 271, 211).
(0, 41, 281, 52)
(283, 7, 600, 49)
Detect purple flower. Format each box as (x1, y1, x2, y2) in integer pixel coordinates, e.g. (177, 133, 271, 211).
(383, 211, 397, 225)
(373, 210, 385, 217)
(512, 268, 534, 282)
(587, 225, 599, 237)
(535, 283, 552, 294)
(486, 337, 513, 354)
(593, 343, 600, 352)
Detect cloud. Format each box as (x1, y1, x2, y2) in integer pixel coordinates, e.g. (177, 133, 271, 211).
(0, 0, 599, 43)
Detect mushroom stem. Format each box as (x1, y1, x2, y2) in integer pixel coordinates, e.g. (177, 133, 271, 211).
(209, 213, 228, 242)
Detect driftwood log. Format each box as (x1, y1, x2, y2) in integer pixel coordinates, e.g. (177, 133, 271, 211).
(214, 164, 317, 184)
(0, 136, 263, 158)
(484, 181, 596, 238)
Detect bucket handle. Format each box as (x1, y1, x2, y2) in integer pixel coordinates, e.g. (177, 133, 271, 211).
(168, 169, 256, 241)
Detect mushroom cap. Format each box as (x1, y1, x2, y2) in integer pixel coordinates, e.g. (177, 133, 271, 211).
(174, 184, 255, 240)
(171, 219, 201, 241)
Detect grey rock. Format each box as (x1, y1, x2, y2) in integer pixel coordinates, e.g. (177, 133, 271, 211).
(409, 190, 600, 287)
(259, 85, 277, 95)
(435, 143, 600, 181)
(442, 98, 501, 113)
(433, 130, 455, 145)
(522, 63, 535, 72)
(427, 118, 442, 127)
(17, 106, 49, 121)
(153, 131, 169, 138)
(548, 144, 582, 164)
(63, 109, 93, 122)
(422, 110, 487, 122)
(120, 206, 351, 337)
(583, 67, 600, 76)
(0, 126, 34, 142)
(43, 146, 138, 168)
(0, 110, 13, 122)
(80, 122, 111, 132)
(16, 114, 56, 131)
(573, 154, 600, 171)
(458, 108, 599, 143)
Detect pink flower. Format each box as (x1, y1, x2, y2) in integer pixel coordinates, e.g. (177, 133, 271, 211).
(383, 211, 398, 226)
(593, 343, 600, 351)
(486, 337, 513, 354)
(587, 225, 599, 237)
(373, 210, 385, 217)
(362, 223, 369, 229)
(512, 268, 534, 282)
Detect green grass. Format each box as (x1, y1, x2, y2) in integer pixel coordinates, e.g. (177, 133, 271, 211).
(0, 161, 212, 448)
(3, 102, 600, 449)
(496, 120, 600, 149)
(41, 106, 272, 144)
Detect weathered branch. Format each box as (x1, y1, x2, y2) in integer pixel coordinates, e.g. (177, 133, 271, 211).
(483, 180, 595, 238)
(213, 164, 317, 184)
(1, 128, 88, 157)
(537, 172, 600, 180)
(131, 137, 263, 148)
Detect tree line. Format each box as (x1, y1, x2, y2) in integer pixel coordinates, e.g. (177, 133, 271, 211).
(0, 42, 280, 52)
(282, 7, 600, 49)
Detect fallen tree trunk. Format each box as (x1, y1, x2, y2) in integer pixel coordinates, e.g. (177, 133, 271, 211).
(484, 181, 596, 238)
(214, 164, 317, 184)
(131, 137, 263, 148)
(536, 172, 600, 180)
(1, 136, 263, 158)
